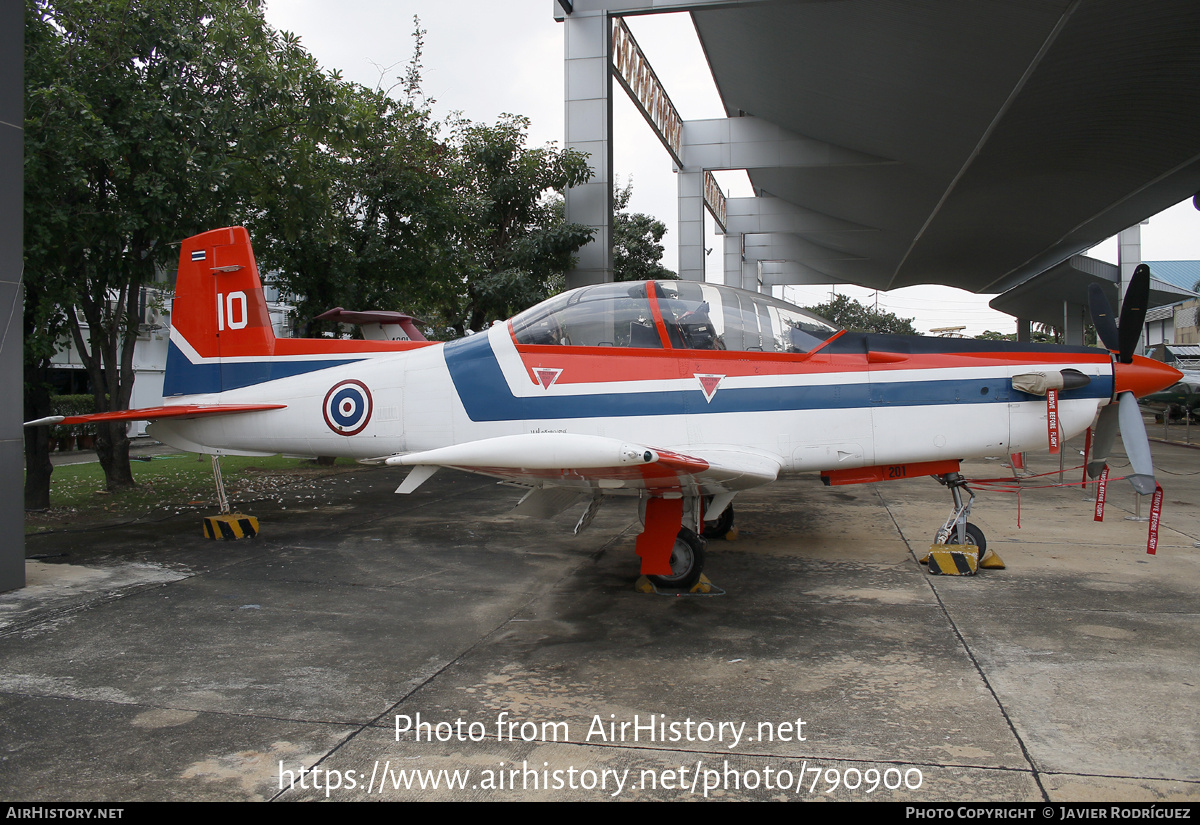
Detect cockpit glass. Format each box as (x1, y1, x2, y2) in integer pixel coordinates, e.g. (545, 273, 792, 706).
(652, 281, 839, 353)
(510, 281, 839, 353)
(511, 282, 661, 348)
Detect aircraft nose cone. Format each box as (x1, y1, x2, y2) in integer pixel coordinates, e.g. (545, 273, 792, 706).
(1113, 356, 1183, 398)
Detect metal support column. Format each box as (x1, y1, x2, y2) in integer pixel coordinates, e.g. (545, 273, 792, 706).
(677, 170, 704, 281)
(563, 10, 613, 288)
(0, 1, 24, 591)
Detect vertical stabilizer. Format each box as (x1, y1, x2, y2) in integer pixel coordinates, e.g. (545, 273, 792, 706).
(165, 227, 276, 396)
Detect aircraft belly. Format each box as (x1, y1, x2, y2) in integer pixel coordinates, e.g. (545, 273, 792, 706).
(871, 403, 1009, 465)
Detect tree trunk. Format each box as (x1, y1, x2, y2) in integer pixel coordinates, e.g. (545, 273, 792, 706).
(69, 290, 138, 493)
(94, 419, 135, 490)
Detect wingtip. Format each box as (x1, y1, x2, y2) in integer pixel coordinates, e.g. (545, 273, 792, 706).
(23, 416, 65, 427)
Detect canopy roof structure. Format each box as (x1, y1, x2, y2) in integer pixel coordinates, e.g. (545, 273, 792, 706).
(989, 257, 1195, 330)
(560, 0, 1200, 296)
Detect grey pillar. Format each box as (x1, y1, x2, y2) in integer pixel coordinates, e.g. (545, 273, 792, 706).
(1016, 318, 1031, 343)
(1117, 223, 1145, 356)
(723, 233, 744, 289)
(677, 170, 704, 281)
(564, 10, 613, 288)
(1062, 301, 1086, 346)
(1, 1, 24, 591)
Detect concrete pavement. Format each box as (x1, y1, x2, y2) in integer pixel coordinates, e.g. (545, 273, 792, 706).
(3, 434, 1198, 801)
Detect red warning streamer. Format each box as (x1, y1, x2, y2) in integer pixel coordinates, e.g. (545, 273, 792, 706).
(1093, 465, 1108, 522)
(1046, 388, 1060, 454)
(1147, 484, 1164, 555)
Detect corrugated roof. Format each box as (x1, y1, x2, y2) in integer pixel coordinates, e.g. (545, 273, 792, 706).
(1146, 261, 1200, 293)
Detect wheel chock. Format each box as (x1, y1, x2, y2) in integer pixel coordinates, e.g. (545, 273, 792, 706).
(724, 527, 739, 542)
(926, 544, 979, 575)
(634, 574, 724, 595)
(202, 513, 259, 540)
(979, 549, 1006, 569)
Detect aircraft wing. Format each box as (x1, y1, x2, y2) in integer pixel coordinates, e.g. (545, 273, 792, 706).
(24, 403, 286, 427)
(380, 433, 781, 495)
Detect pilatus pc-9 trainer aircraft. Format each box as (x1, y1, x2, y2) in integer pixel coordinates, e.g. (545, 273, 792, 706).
(36, 227, 1182, 587)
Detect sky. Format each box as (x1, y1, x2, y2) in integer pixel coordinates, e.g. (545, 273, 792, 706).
(262, 1, 1200, 336)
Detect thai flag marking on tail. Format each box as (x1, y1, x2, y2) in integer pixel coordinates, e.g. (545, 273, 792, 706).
(191, 249, 206, 261)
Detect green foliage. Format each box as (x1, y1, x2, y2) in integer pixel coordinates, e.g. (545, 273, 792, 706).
(804, 293, 919, 336)
(24, 0, 348, 489)
(433, 115, 595, 335)
(23, 2, 597, 504)
(612, 181, 675, 282)
(250, 82, 459, 336)
(49, 394, 94, 440)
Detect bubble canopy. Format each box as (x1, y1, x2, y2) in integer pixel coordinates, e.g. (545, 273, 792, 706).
(509, 281, 840, 354)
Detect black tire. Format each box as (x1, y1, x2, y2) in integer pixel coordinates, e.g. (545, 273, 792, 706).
(943, 522, 986, 555)
(702, 498, 734, 539)
(648, 527, 706, 589)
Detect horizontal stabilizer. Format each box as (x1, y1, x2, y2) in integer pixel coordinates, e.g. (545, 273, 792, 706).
(25, 403, 285, 427)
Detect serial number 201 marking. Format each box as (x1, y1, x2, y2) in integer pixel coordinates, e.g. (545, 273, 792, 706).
(887, 465, 907, 479)
(217, 291, 248, 331)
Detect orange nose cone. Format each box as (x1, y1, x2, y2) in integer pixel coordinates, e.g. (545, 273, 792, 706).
(1113, 356, 1183, 398)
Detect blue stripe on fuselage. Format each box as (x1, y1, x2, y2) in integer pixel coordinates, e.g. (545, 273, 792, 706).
(441, 333, 1114, 422)
(162, 340, 365, 396)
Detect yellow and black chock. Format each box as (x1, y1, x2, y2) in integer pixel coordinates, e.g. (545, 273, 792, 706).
(921, 545, 1006, 575)
(202, 513, 259, 540)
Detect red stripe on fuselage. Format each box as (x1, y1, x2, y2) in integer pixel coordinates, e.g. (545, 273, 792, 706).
(512, 343, 1113, 385)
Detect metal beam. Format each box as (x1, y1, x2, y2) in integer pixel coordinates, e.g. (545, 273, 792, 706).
(681, 116, 892, 172)
(555, 0, 764, 20)
(725, 195, 874, 236)
(742, 232, 865, 264)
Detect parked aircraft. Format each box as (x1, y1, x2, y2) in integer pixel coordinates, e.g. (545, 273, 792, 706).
(31, 228, 1181, 586)
(1139, 371, 1200, 423)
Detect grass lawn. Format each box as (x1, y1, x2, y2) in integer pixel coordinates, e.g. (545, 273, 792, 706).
(25, 452, 362, 534)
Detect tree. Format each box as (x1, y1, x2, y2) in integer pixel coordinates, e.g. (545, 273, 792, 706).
(612, 181, 675, 282)
(430, 115, 594, 337)
(245, 21, 461, 337)
(804, 293, 919, 335)
(248, 84, 459, 337)
(24, 0, 346, 493)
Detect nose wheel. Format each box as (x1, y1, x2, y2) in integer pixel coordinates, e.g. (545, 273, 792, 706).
(925, 472, 1004, 572)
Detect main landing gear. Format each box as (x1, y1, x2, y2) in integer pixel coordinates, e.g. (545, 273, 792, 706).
(925, 472, 1003, 573)
(648, 526, 706, 589)
(636, 494, 730, 591)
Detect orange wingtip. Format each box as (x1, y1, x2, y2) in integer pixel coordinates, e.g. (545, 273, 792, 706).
(57, 404, 286, 425)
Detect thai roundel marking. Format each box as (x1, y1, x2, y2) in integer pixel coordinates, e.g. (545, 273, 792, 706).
(323, 379, 373, 436)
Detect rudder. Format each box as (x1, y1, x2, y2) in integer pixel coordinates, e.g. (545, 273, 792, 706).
(164, 227, 276, 396)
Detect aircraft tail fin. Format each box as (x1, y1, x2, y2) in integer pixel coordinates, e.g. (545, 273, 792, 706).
(164, 227, 278, 396)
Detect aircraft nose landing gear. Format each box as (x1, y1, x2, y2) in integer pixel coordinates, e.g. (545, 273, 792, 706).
(923, 472, 1004, 573)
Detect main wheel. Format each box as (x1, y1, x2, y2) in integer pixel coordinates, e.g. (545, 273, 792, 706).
(648, 527, 706, 589)
(702, 497, 734, 539)
(943, 522, 986, 555)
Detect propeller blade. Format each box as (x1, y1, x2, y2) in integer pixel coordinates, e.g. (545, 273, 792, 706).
(1088, 283, 1120, 353)
(1116, 264, 1150, 363)
(1087, 404, 1118, 478)
(1117, 391, 1156, 494)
